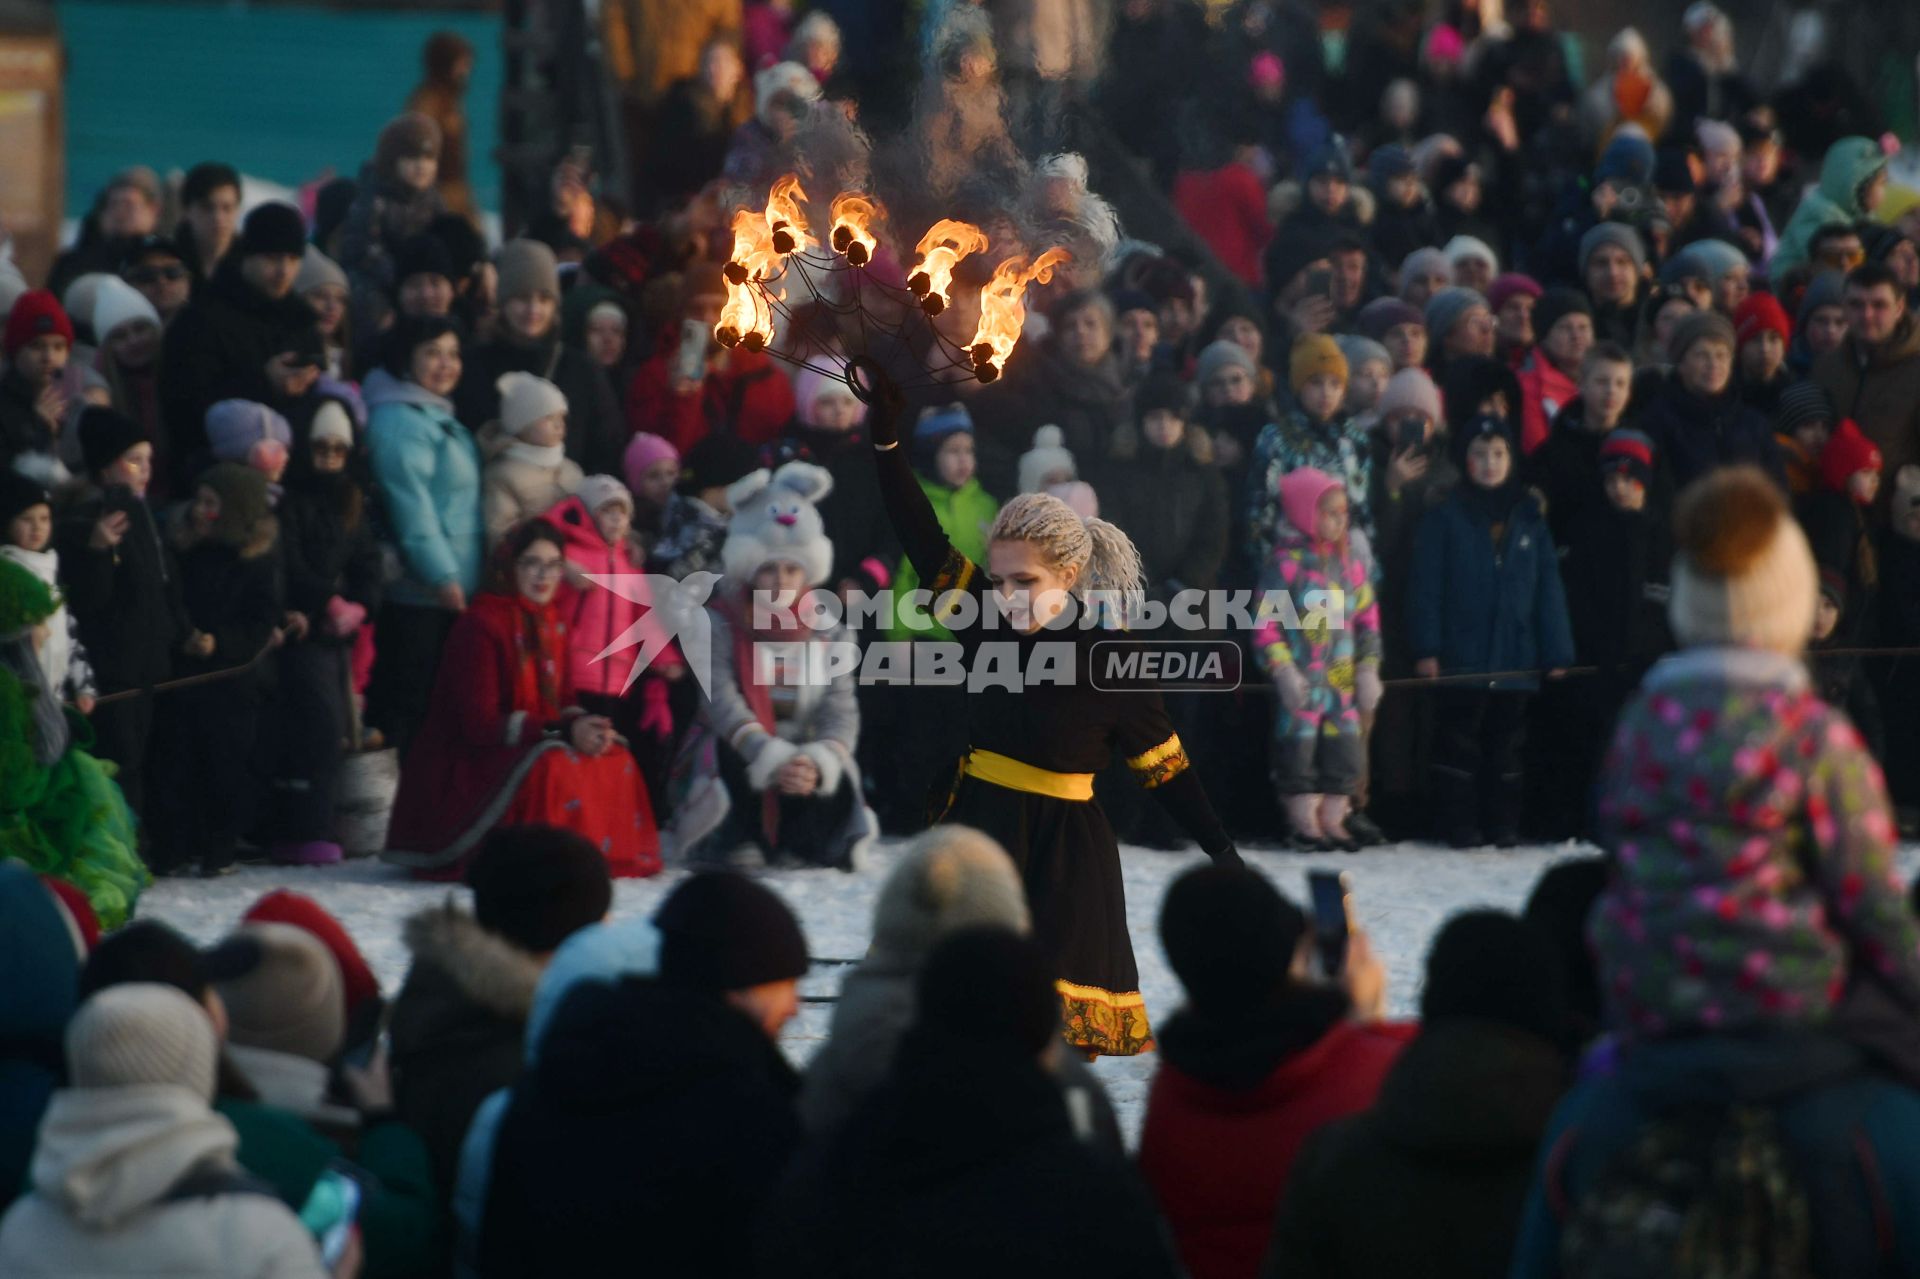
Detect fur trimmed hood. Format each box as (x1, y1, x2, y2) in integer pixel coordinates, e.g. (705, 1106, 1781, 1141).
(401, 903, 544, 1022)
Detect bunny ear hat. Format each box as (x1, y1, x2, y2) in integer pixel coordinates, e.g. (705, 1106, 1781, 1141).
(722, 461, 837, 587)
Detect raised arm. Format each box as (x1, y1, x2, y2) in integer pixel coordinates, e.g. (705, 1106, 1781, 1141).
(869, 379, 960, 586)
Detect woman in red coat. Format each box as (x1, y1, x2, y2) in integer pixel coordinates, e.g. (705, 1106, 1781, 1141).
(382, 519, 661, 880)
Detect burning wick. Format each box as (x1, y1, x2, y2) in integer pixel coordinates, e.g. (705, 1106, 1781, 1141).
(829, 192, 883, 269)
(771, 220, 797, 255)
(909, 219, 990, 318)
(831, 225, 870, 266)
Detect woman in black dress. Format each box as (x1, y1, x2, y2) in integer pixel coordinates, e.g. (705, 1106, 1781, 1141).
(869, 377, 1242, 1056)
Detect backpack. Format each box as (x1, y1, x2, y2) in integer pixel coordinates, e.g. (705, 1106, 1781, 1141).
(1561, 1104, 1814, 1279)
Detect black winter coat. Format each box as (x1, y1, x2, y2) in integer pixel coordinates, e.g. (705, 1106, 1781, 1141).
(1265, 1020, 1569, 1279)
(1641, 377, 1786, 496)
(277, 474, 383, 628)
(1096, 440, 1230, 594)
(481, 978, 800, 1279)
(0, 369, 50, 471)
(761, 1026, 1182, 1279)
(1560, 503, 1673, 671)
(158, 263, 320, 490)
(1370, 196, 1443, 271)
(55, 488, 187, 691)
(1525, 405, 1610, 549)
(783, 422, 895, 584)
(455, 334, 625, 477)
(172, 530, 283, 681)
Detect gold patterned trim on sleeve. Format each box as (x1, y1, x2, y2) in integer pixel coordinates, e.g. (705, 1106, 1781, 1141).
(1056, 980, 1154, 1057)
(1125, 733, 1191, 789)
(928, 549, 977, 622)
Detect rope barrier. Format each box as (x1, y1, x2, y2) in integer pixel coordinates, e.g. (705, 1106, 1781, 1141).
(87, 636, 283, 708)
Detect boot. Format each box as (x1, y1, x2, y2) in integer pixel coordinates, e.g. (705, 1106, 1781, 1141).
(1285, 795, 1327, 851)
(1344, 810, 1388, 847)
(1318, 795, 1357, 852)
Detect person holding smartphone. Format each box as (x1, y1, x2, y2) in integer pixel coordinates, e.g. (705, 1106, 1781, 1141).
(1140, 863, 1404, 1279)
(622, 260, 795, 454)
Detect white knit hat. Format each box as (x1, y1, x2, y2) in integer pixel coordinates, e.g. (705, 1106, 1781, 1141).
(574, 473, 632, 516)
(295, 244, 348, 296)
(67, 983, 220, 1101)
(1017, 424, 1076, 495)
(497, 371, 569, 439)
(89, 277, 161, 343)
(1668, 467, 1817, 654)
(1443, 235, 1498, 276)
(1895, 464, 1920, 517)
(869, 826, 1030, 966)
(61, 273, 114, 334)
(309, 400, 355, 449)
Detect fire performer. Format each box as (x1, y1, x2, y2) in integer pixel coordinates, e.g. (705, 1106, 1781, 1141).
(865, 366, 1242, 1056)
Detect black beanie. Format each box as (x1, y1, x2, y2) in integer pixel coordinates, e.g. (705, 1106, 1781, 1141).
(79, 407, 149, 478)
(1522, 857, 1606, 1037)
(1533, 287, 1593, 344)
(239, 203, 309, 259)
(81, 919, 261, 1001)
(1451, 412, 1518, 470)
(0, 470, 50, 526)
(427, 213, 488, 280)
(466, 825, 613, 954)
(1136, 370, 1191, 419)
(916, 927, 1059, 1056)
(1419, 909, 1568, 1045)
(394, 232, 456, 285)
(1160, 864, 1305, 1017)
(655, 871, 808, 992)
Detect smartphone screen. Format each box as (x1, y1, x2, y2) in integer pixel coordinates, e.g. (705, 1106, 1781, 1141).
(675, 317, 711, 383)
(1307, 870, 1351, 977)
(300, 1169, 362, 1268)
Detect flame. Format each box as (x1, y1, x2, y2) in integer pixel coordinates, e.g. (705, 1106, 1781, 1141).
(828, 192, 884, 266)
(908, 219, 990, 315)
(715, 208, 781, 350)
(765, 174, 815, 255)
(965, 248, 1072, 382)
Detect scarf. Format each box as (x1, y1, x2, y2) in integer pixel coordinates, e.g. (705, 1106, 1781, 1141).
(0, 545, 70, 702)
(504, 441, 567, 470)
(475, 591, 566, 719)
(720, 587, 789, 847)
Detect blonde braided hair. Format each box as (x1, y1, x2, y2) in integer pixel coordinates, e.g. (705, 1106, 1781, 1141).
(987, 491, 1144, 599)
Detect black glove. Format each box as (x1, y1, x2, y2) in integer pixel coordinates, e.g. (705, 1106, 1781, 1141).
(848, 357, 904, 448)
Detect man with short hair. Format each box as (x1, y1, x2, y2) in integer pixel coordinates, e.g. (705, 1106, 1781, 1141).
(159, 203, 321, 491)
(1815, 261, 1920, 526)
(175, 162, 243, 284)
(48, 167, 163, 297)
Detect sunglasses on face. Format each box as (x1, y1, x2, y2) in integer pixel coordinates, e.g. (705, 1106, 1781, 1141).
(127, 265, 188, 285)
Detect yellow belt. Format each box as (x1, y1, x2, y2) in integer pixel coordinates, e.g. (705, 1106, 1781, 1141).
(962, 749, 1095, 802)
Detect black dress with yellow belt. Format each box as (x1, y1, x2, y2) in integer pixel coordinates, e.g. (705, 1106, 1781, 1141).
(875, 440, 1240, 1056)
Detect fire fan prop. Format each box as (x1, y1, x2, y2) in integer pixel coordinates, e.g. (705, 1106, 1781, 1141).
(712, 174, 1071, 393)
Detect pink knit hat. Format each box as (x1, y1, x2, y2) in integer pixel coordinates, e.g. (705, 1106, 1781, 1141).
(1279, 467, 1344, 539)
(624, 432, 680, 492)
(793, 365, 868, 429)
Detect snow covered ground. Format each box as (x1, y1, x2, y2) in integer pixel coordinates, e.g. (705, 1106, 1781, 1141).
(138, 838, 1617, 1138)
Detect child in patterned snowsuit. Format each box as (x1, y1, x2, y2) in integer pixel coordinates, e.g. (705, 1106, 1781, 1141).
(1253, 467, 1381, 849)
(1590, 467, 1920, 1073)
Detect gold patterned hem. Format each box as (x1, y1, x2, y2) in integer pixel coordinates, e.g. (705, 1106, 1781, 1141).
(1057, 979, 1155, 1057)
(1125, 733, 1191, 789)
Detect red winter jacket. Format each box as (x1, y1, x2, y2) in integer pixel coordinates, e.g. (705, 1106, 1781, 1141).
(1516, 350, 1578, 456)
(1173, 163, 1273, 287)
(1138, 1016, 1415, 1279)
(624, 341, 796, 454)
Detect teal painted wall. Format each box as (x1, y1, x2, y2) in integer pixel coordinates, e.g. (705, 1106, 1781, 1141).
(61, 0, 501, 214)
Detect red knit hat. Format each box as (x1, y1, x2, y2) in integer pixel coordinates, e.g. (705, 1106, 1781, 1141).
(40, 876, 100, 954)
(1820, 419, 1883, 495)
(244, 889, 382, 1017)
(1733, 292, 1791, 347)
(4, 290, 74, 356)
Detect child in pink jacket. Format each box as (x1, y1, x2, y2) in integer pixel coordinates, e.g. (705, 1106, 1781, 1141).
(546, 476, 683, 774)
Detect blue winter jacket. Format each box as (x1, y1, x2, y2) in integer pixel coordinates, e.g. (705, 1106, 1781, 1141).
(0, 863, 78, 1212)
(1408, 489, 1574, 690)
(1510, 1034, 1920, 1278)
(365, 369, 484, 607)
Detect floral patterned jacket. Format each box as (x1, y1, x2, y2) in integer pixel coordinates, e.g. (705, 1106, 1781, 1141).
(1590, 646, 1920, 1037)
(1246, 408, 1375, 570)
(1252, 523, 1380, 735)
